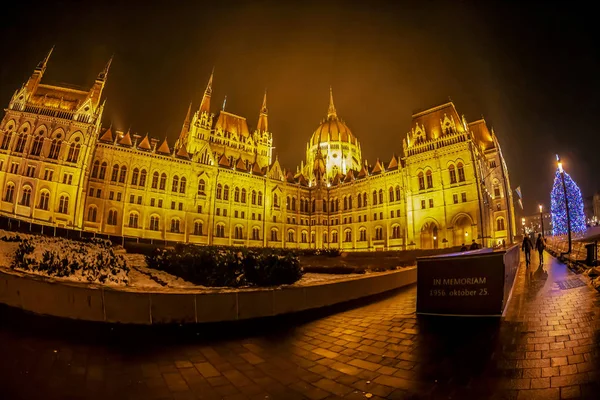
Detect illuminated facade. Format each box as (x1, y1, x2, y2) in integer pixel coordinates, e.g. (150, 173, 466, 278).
(0, 51, 516, 250)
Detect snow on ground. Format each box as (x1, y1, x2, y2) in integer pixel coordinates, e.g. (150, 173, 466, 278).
(0, 229, 400, 292)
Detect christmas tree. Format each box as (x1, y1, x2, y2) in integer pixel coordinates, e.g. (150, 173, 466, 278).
(550, 168, 586, 235)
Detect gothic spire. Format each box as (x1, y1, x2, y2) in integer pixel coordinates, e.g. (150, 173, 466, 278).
(26, 46, 54, 94)
(327, 86, 337, 119)
(35, 46, 54, 73)
(257, 90, 268, 132)
(177, 102, 193, 146)
(96, 55, 113, 82)
(199, 68, 213, 113)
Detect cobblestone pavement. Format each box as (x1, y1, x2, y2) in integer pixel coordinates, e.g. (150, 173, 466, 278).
(1, 252, 599, 400)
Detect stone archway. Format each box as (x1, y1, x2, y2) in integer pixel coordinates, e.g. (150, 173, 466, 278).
(453, 214, 474, 247)
(420, 222, 439, 249)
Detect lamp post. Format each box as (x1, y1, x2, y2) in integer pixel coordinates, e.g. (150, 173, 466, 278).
(539, 204, 545, 238)
(557, 155, 572, 254)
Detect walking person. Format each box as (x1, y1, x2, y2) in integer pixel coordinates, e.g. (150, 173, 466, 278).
(522, 235, 533, 268)
(535, 233, 545, 267)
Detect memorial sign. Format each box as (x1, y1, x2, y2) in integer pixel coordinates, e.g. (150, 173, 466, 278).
(416, 245, 520, 316)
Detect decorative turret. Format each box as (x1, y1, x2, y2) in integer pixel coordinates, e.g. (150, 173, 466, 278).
(175, 102, 193, 149)
(199, 68, 213, 114)
(256, 90, 268, 133)
(24, 47, 54, 95)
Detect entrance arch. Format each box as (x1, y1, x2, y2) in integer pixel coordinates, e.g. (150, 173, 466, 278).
(453, 214, 474, 247)
(420, 221, 439, 249)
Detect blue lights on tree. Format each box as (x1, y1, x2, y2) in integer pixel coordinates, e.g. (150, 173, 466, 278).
(550, 168, 586, 235)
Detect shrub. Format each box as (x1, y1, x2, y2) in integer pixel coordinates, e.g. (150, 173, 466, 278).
(146, 244, 303, 287)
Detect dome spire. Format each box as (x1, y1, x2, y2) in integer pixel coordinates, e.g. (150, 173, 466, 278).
(327, 86, 337, 119)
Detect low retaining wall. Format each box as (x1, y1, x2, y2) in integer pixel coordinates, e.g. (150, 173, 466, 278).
(0, 267, 416, 324)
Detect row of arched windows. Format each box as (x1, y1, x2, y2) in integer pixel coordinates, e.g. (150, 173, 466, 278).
(216, 185, 263, 206)
(0, 129, 81, 162)
(449, 162, 466, 184)
(3, 183, 70, 212)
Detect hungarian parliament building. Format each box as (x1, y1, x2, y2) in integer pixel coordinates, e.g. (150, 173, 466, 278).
(0, 49, 516, 250)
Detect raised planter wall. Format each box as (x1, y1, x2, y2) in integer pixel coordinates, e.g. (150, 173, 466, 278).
(0, 267, 417, 324)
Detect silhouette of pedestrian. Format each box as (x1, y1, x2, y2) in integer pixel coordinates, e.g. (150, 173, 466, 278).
(522, 236, 533, 267)
(535, 234, 545, 267)
(460, 243, 467, 252)
(469, 239, 479, 250)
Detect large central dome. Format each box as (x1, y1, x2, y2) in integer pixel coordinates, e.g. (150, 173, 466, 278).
(309, 88, 358, 146)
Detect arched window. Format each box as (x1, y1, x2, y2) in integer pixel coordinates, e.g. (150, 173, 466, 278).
(372, 190, 378, 205)
(418, 172, 425, 191)
(273, 193, 278, 207)
(258, 191, 263, 206)
(194, 221, 203, 235)
(426, 170, 433, 189)
(139, 169, 147, 187)
(358, 194, 362, 208)
(131, 168, 140, 185)
(172, 175, 179, 192)
(251, 190, 257, 205)
(38, 191, 50, 210)
(234, 226, 243, 239)
(119, 166, 127, 183)
(312, 199, 316, 212)
(66, 143, 81, 163)
(58, 195, 69, 214)
(389, 187, 394, 202)
(302, 231, 307, 243)
(392, 225, 401, 239)
(378, 189, 384, 204)
(223, 185, 229, 200)
(449, 165, 457, 184)
(21, 187, 32, 207)
(31, 136, 44, 156)
(111, 164, 119, 182)
(179, 177, 186, 194)
(198, 179, 206, 195)
(48, 139, 61, 159)
(395, 186, 401, 201)
(236, 188, 241, 203)
(323, 232, 328, 243)
(149, 216, 159, 231)
(344, 196, 348, 210)
(332, 231, 338, 243)
(345, 229, 352, 242)
(0, 131, 12, 150)
(91, 160, 100, 178)
(330, 199, 334, 212)
(216, 224, 225, 237)
(288, 230, 295, 242)
(14, 134, 26, 153)
(152, 172, 159, 189)
(271, 229, 278, 241)
(363, 192, 368, 206)
(99, 162, 107, 180)
(129, 212, 139, 228)
(241, 188, 246, 203)
(494, 184, 501, 198)
(323, 199, 327, 212)
(359, 228, 367, 241)
(160, 173, 167, 190)
(87, 206, 97, 222)
(348, 196, 353, 209)
(286, 196, 291, 210)
(375, 227, 384, 240)
(216, 184, 223, 199)
(252, 227, 260, 240)
(107, 210, 118, 225)
(170, 218, 180, 233)
(336, 199, 339, 212)
(457, 162, 465, 182)
(497, 218, 506, 231)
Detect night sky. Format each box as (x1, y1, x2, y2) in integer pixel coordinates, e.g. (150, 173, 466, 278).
(1, 0, 598, 213)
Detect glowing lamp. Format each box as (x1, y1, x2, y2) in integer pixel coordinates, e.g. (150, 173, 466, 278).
(465, 232, 468, 236)
(539, 204, 543, 213)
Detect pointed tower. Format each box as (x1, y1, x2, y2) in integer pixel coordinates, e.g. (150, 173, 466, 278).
(256, 90, 268, 133)
(24, 47, 54, 95)
(199, 68, 213, 114)
(327, 86, 337, 119)
(88, 56, 113, 107)
(175, 102, 193, 149)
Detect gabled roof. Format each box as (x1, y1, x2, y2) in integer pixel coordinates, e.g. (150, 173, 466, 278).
(214, 111, 250, 137)
(410, 101, 465, 142)
(235, 158, 247, 171)
(387, 154, 399, 170)
(138, 135, 152, 151)
(344, 169, 355, 183)
(371, 158, 383, 175)
(286, 171, 295, 183)
(118, 131, 133, 146)
(176, 146, 190, 159)
(296, 173, 308, 186)
(157, 138, 170, 155)
(468, 119, 495, 151)
(252, 161, 263, 175)
(99, 127, 113, 142)
(332, 173, 343, 186)
(218, 154, 231, 167)
(357, 166, 368, 179)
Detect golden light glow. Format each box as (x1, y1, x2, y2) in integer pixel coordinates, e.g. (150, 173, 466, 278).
(539, 204, 543, 213)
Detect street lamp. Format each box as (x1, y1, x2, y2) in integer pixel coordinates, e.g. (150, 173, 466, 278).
(557, 155, 572, 254)
(522, 217, 526, 235)
(539, 204, 545, 238)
